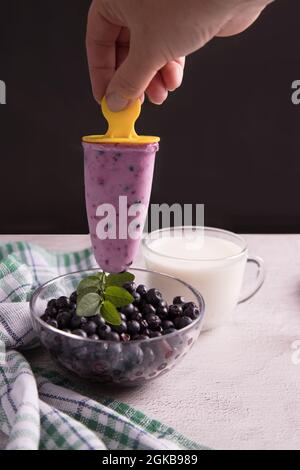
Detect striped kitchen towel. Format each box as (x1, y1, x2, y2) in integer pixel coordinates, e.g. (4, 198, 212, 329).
(0, 241, 206, 451)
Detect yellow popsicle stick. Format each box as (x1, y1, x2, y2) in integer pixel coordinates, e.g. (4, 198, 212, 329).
(82, 98, 160, 144)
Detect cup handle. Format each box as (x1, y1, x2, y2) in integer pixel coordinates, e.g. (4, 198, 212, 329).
(238, 256, 265, 304)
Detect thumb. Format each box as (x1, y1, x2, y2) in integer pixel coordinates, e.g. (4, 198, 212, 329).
(105, 47, 157, 112)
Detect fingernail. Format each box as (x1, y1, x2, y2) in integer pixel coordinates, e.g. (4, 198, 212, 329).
(106, 93, 129, 112)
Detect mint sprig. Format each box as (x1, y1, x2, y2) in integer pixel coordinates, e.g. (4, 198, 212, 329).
(104, 286, 134, 308)
(101, 300, 122, 326)
(106, 272, 135, 287)
(76, 271, 135, 326)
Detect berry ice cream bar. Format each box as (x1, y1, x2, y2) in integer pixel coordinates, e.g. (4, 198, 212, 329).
(82, 99, 160, 273)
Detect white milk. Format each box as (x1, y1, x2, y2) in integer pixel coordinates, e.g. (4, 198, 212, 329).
(143, 234, 247, 330)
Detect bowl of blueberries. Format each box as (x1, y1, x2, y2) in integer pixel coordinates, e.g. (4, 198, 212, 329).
(30, 268, 205, 386)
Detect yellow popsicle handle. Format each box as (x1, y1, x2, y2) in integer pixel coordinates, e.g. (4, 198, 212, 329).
(102, 98, 140, 139)
(82, 98, 160, 144)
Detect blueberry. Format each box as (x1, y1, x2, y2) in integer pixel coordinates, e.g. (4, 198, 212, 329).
(124, 345, 144, 366)
(183, 304, 200, 320)
(69, 302, 77, 312)
(136, 284, 147, 298)
(56, 296, 69, 309)
(149, 331, 162, 338)
(123, 282, 136, 294)
(127, 320, 140, 336)
(168, 304, 183, 320)
(146, 314, 161, 330)
(107, 341, 122, 357)
(130, 311, 142, 322)
(72, 329, 88, 338)
(157, 299, 168, 309)
(121, 303, 135, 317)
(112, 321, 127, 334)
(173, 296, 185, 305)
(82, 321, 97, 336)
(70, 315, 83, 330)
(89, 315, 106, 328)
(139, 298, 148, 311)
(139, 319, 149, 331)
(176, 316, 193, 329)
(56, 311, 72, 329)
(70, 291, 77, 304)
(47, 299, 57, 309)
(146, 288, 163, 307)
(90, 334, 99, 341)
(156, 306, 168, 320)
(183, 301, 197, 311)
(107, 332, 121, 342)
(97, 324, 111, 339)
(142, 304, 156, 316)
(162, 320, 175, 330)
(120, 313, 127, 322)
(47, 319, 58, 329)
(163, 328, 176, 335)
(44, 306, 58, 319)
(72, 345, 89, 360)
(132, 291, 141, 306)
(143, 347, 155, 364)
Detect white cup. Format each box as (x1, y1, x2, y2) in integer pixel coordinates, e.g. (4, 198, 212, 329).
(142, 226, 265, 331)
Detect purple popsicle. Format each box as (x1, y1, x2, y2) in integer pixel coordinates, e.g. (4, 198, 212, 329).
(83, 141, 159, 273)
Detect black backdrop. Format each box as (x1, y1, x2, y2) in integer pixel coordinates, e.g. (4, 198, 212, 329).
(0, 0, 299, 234)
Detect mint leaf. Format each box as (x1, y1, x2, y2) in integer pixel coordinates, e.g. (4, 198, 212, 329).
(77, 276, 101, 296)
(77, 292, 102, 317)
(101, 300, 122, 326)
(106, 272, 135, 287)
(104, 286, 134, 308)
(77, 286, 101, 304)
(75, 272, 134, 321)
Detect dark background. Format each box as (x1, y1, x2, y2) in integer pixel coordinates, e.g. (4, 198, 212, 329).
(0, 0, 299, 234)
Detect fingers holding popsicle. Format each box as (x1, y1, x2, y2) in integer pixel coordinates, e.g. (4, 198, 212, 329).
(86, 0, 185, 110)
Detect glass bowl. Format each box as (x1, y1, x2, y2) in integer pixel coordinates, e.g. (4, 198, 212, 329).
(30, 268, 205, 386)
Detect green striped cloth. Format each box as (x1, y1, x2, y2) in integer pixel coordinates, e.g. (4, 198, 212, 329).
(0, 241, 206, 450)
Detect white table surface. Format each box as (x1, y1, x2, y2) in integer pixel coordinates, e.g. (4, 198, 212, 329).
(1, 234, 300, 450)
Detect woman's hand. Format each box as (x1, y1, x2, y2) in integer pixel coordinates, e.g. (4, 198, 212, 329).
(86, 0, 274, 111)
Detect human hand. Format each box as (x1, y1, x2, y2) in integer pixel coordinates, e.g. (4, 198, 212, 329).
(86, 0, 274, 111)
